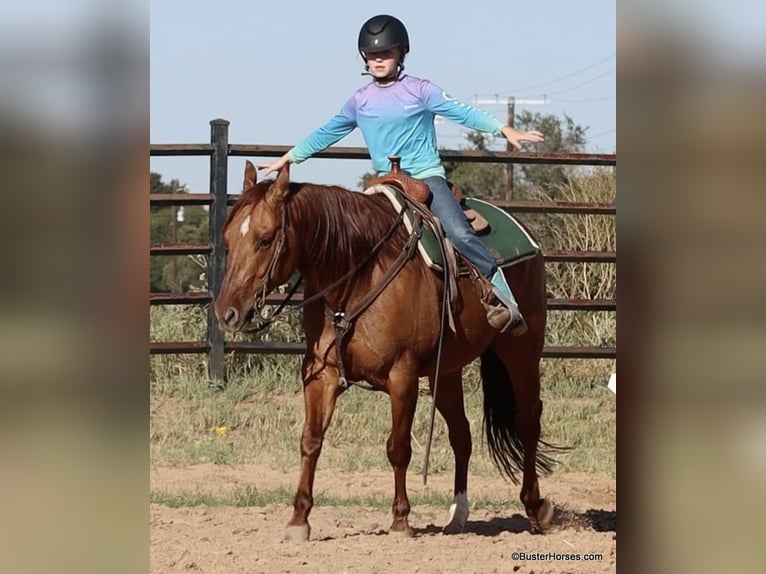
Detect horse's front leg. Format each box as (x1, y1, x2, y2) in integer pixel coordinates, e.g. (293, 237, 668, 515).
(285, 359, 343, 542)
(386, 373, 419, 536)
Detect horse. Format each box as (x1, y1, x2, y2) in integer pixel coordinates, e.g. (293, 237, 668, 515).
(214, 161, 557, 541)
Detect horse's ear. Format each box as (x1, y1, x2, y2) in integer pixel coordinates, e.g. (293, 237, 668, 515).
(266, 163, 291, 205)
(275, 162, 290, 190)
(243, 160, 257, 191)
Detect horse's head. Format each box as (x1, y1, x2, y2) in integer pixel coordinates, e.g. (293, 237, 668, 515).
(214, 161, 298, 332)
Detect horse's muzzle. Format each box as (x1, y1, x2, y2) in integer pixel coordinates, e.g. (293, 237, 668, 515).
(217, 303, 263, 333)
(215, 306, 238, 332)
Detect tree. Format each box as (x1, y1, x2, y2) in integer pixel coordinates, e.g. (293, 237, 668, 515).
(356, 112, 589, 201)
(514, 111, 588, 197)
(440, 112, 588, 201)
(356, 132, 507, 198)
(357, 171, 378, 191)
(442, 132, 506, 200)
(150, 173, 209, 292)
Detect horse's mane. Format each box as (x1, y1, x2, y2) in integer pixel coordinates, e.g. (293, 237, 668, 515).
(227, 180, 411, 286)
(225, 180, 271, 227)
(288, 183, 410, 284)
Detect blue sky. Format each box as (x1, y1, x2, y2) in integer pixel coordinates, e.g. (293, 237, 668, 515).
(150, 0, 615, 193)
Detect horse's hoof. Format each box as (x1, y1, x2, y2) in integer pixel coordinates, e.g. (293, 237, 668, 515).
(443, 496, 469, 534)
(443, 519, 466, 535)
(388, 525, 415, 538)
(529, 499, 554, 534)
(284, 523, 310, 542)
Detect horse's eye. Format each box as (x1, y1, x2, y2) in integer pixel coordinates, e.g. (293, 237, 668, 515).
(258, 237, 273, 250)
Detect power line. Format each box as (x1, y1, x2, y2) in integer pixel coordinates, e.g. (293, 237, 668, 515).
(472, 96, 550, 106)
(545, 69, 615, 96)
(478, 54, 615, 96)
(589, 128, 616, 139)
(553, 95, 616, 104)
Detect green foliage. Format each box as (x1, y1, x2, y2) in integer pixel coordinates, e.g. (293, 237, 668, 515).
(525, 168, 616, 352)
(150, 172, 210, 292)
(514, 111, 588, 197)
(442, 132, 507, 200)
(357, 171, 378, 191)
(150, 485, 524, 510)
(440, 112, 588, 201)
(149, 151, 615, 481)
(150, 302, 306, 387)
(150, 347, 615, 476)
(356, 112, 588, 199)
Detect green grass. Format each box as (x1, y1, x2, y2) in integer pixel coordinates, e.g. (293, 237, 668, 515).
(150, 169, 615, 508)
(150, 353, 615, 477)
(150, 484, 523, 511)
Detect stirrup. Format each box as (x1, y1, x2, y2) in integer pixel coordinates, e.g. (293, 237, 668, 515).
(484, 302, 528, 336)
(505, 314, 528, 336)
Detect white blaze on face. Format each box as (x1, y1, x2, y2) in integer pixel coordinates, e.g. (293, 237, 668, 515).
(239, 215, 250, 237)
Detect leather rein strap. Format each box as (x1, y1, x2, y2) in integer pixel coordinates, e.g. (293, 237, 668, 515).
(328, 207, 422, 390)
(248, 202, 408, 333)
(247, 194, 453, 485)
(403, 199, 455, 486)
(326, 193, 455, 487)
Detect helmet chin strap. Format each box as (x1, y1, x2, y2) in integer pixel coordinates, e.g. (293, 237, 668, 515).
(361, 62, 405, 83)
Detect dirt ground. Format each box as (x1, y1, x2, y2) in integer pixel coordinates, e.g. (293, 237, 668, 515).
(150, 464, 615, 574)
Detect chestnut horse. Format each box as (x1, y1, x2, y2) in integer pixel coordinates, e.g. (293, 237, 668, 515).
(214, 161, 557, 541)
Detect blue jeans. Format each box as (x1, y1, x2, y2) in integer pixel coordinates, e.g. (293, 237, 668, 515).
(423, 176, 498, 278)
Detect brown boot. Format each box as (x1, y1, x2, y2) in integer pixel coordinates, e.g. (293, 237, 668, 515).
(484, 300, 527, 336)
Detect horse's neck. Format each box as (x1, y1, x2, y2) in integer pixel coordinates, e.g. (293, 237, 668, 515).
(290, 187, 392, 304)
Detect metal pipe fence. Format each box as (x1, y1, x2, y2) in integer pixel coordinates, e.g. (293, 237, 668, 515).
(150, 119, 616, 380)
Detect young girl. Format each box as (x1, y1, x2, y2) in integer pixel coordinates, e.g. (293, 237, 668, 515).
(259, 14, 544, 335)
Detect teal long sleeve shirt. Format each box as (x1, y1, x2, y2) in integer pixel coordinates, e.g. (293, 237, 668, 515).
(287, 74, 505, 180)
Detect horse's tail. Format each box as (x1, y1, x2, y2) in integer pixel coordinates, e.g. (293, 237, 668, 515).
(479, 348, 559, 484)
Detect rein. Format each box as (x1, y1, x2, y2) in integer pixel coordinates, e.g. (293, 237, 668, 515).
(326, 208, 422, 390)
(402, 199, 455, 486)
(245, 193, 452, 485)
(247, 202, 408, 333)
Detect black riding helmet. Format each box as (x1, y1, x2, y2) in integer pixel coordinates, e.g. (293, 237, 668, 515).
(357, 14, 410, 61)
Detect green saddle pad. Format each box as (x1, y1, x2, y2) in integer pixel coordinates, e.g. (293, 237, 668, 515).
(364, 184, 540, 272)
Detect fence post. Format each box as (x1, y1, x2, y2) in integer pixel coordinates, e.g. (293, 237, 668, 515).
(208, 118, 229, 382)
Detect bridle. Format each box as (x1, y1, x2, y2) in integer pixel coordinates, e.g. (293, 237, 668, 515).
(236, 193, 453, 485)
(252, 203, 288, 312)
(242, 199, 410, 334)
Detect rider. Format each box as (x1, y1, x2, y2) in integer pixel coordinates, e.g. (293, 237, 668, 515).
(259, 14, 544, 335)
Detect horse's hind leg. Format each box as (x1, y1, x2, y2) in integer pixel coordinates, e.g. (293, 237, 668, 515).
(493, 342, 554, 533)
(429, 371, 472, 533)
(514, 359, 554, 533)
(386, 373, 419, 536)
(285, 358, 344, 542)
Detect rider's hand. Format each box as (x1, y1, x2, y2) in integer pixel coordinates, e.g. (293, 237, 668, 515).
(500, 126, 545, 150)
(257, 154, 291, 176)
